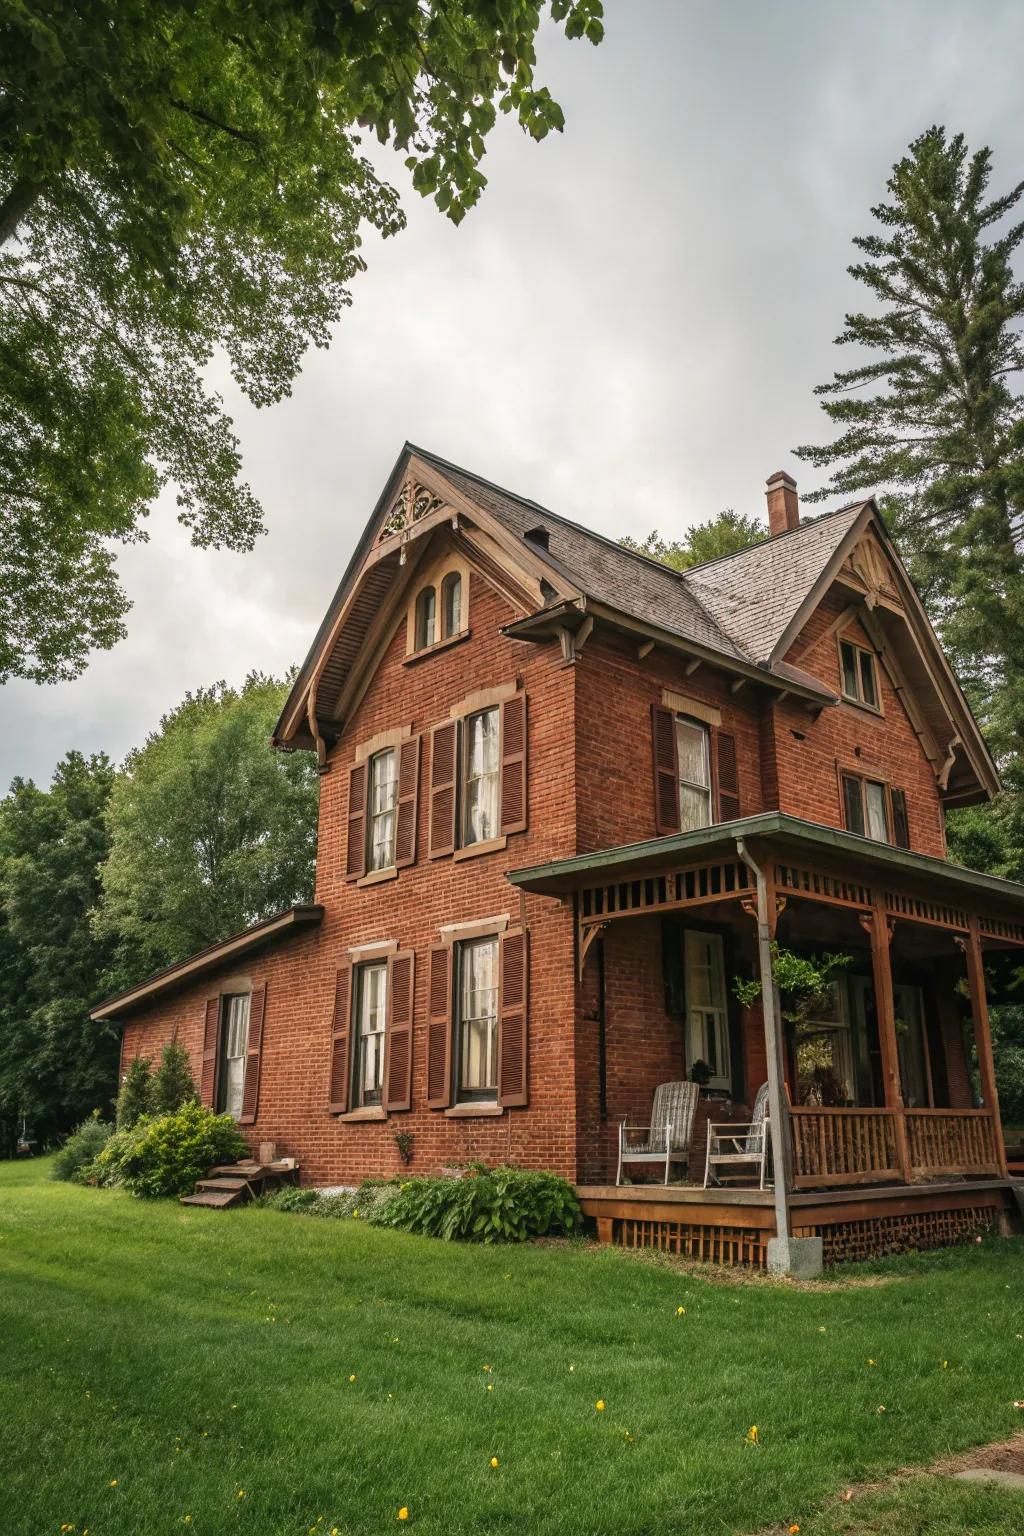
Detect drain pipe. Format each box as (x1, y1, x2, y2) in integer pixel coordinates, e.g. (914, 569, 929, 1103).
(735, 837, 803, 1271)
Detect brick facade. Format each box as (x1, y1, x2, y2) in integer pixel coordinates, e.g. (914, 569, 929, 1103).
(117, 530, 975, 1187)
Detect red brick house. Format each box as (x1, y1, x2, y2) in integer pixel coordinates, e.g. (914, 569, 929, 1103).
(92, 445, 1024, 1272)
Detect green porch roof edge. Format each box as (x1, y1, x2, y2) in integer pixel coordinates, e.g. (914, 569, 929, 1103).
(506, 811, 1024, 910)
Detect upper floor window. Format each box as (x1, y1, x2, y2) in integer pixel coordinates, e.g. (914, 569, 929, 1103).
(414, 586, 436, 651)
(352, 961, 388, 1108)
(441, 571, 462, 640)
(457, 936, 499, 1102)
(368, 748, 398, 871)
(842, 771, 909, 849)
(463, 707, 500, 846)
(676, 717, 712, 832)
(839, 638, 879, 710)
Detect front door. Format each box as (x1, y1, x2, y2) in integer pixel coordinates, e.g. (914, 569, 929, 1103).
(217, 993, 251, 1120)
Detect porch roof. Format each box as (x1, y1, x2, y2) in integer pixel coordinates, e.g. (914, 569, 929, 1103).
(507, 812, 1024, 913)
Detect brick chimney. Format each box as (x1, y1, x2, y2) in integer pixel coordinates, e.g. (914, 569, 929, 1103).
(766, 470, 799, 536)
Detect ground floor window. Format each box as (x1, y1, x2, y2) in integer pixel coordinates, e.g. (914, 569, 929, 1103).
(684, 930, 730, 1088)
(353, 961, 388, 1107)
(456, 936, 499, 1101)
(218, 993, 251, 1120)
(795, 980, 854, 1104)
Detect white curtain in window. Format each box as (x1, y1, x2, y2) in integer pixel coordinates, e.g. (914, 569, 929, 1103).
(460, 938, 498, 1092)
(676, 718, 712, 831)
(356, 963, 388, 1106)
(369, 749, 398, 870)
(464, 709, 499, 845)
(685, 931, 729, 1084)
(223, 994, 251, 1120)
(865, 781, 888, 842)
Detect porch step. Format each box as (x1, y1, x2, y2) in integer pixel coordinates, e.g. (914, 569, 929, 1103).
(180, 1189, 245, 1209)
(195, 1177, 251, 1193)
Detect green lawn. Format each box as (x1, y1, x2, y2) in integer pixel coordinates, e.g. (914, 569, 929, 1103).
(1, 1160, 1022, 1536)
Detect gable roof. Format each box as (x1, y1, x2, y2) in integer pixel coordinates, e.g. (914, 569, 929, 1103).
(273, 442, 996, 803)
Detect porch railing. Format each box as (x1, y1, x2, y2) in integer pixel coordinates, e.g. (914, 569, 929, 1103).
(790, 1106, 999, 1188)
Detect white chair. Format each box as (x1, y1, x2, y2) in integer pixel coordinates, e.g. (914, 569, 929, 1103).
(616, 1081, 699, 1186)
(704, 1082, 771, 1189)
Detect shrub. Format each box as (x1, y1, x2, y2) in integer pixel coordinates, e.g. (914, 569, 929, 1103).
(51, 1113, 113, 1182)
(116, 1055, 154, 1129)
(88, 1102, 248, 1198)
(375, 1165, 581, 1243)
(259, 1180, 399, 1221)
(151, 1042, 198, 1114)
(261, 1185, 320, 1213)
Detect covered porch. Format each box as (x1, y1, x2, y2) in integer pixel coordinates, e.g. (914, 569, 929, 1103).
(510, 813, 1024, 1270)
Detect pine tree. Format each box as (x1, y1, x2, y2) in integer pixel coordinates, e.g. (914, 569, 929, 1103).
(151, 1043, 198, 1115)
(116, 1055, 154, 1130)
(795, 126, 1024, 742)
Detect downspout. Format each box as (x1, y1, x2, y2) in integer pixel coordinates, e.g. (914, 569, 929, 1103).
(735, 838, 791, 1250)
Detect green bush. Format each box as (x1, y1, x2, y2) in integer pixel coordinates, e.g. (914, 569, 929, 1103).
(259, 1180, 398, 1221)
(51, 1113, 113, 1182)
(116, 1055, 154, 1129)
(260, 1185, 320, 1213)
(375, 1165, 581, 1243)
(151, 1041, 198, 1114)
(87, 1102, 248, 1198)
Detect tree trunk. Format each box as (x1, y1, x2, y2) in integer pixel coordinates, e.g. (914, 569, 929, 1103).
(0, 179, 43, 245)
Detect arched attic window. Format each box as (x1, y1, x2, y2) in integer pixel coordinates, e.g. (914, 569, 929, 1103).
(414, 586, 436, 651)
(441, 571, 462, 639)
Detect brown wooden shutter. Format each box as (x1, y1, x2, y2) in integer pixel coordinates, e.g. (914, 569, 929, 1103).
(428, 721, 458, 858)
(499, 693, 528, 835)
(394, 737, 420, 869)
(891, 787, 910, 850)
(328, 966, 353, 1114)
(385, 951, 415, 1111)
(239, 982, 266, 1125)
(498, 928, 529, 1108)
(345, 762, 367, 880)
(651, 704, 680, 835)
(425, 944, 453, 1108)
(201, 996, 220, 1108)
(716, 731, 741, 821)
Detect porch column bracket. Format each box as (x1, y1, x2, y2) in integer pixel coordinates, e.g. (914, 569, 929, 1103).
(578, 920, 608, 980)
(959, 919, 1008, 1176)
(861, 894, 910, 1182)
(740, 893, 785, 936)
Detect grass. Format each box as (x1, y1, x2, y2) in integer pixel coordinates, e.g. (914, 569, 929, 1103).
(1, 1160, 1022, 1536)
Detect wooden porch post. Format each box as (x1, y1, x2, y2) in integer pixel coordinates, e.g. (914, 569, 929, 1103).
(860, 894, 911, 1183)
(961, 918, 1009, 1178)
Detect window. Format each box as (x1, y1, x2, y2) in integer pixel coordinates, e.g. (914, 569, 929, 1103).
(441, 571, 462, 639)
(462, 707, 500, 846)
(795, 979, 854, 1104)
(352, 962, 388, 1108)
(676, 717, 713, 832)
(218, 993, 250, 1119)
(368, 748, 398, 871)
(842, 772, 909, 847)
(414, 586, 436, 651)
(685, 930, 730, 1089)
(839, 638, 879, 709)
(456, 937, 499, 1101)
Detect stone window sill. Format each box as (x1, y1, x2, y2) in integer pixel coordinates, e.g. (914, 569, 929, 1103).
(336, 1106, 387, 1123)
(356, 866, 399, 889)
(403, 629, 470, 666)
(444, 1102, 503, 1119)
(453, 834, 507, 863)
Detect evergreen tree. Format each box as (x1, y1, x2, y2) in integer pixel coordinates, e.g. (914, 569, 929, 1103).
(151, 1042, 198, 1115)
(116, 1056, 154, 1131)
(795, 126, 1024, 740)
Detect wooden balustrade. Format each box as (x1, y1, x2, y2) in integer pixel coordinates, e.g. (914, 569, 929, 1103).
(789, 1107, 999, 1188)
(790, 1107, 902, 1188)
(905, 1110, 999, 1177)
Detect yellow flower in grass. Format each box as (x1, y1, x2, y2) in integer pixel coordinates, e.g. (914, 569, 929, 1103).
(868, 1359, 876, 1367)
(486, 1384, 493, 1393)
(109, 1479, 119, 1487)
(595, 1400, 606, 1413)
(876, 1405, 886, 1415)
(183, 1519, 193, 1526)
(490, 1457, 499, 1469)
(676, 1306, 685, 1316)
(745, 1425, 759, 1446)
(789, 1526, 801, 1534)
(942, 1360, 949, 1369)
(348, 1374, 357, 1383)
(237, 1489, 247, 1498)
(398, 1507, 409, 1521)
(482, 1364, 492, 1373)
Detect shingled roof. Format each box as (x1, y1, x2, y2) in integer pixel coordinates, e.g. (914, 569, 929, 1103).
(413, 446, 864, 679)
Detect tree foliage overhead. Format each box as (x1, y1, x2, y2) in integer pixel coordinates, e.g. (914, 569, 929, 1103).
(621, 509, 766, 571)
(794, 126, 1024, 735)
(0, 0, 603, 683)
(95, 673, 319, 980)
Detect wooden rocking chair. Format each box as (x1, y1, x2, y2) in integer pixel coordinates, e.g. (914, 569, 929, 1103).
(616, 1081, 699, 1186)
(703, 1082, 771, 1189)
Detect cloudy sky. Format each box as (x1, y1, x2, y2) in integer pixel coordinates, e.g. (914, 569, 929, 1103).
(6, 0, 1024, 789)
